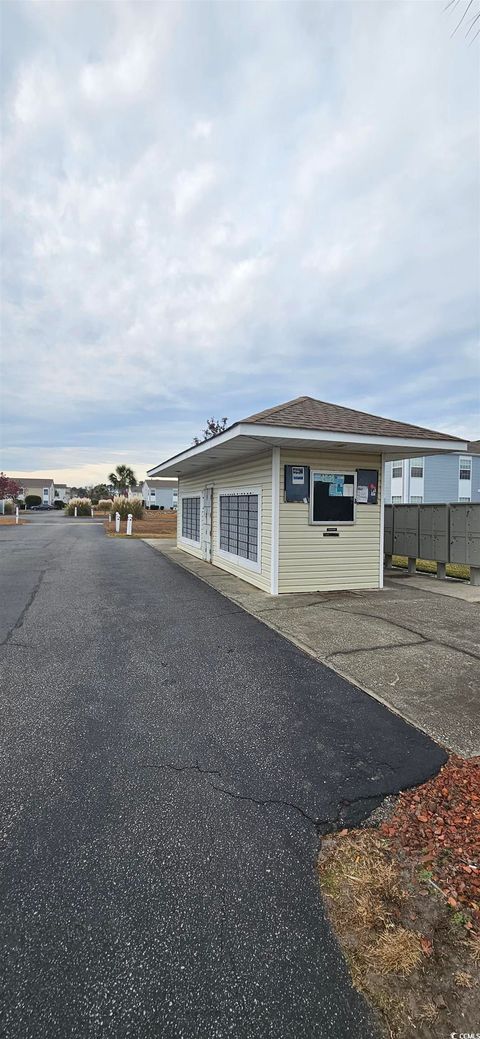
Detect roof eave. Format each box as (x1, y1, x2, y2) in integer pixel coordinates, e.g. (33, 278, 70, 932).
(148, 423, 468, 477)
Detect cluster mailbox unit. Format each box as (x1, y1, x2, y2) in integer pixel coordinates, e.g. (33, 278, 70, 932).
(386, 502, 480, 584)
(148, 397, 467, 595)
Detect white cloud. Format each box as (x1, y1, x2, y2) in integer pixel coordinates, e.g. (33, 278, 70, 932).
(192, 119, 213, 140)
(1, 0, 479, 475)
(173, 163, 220, 218)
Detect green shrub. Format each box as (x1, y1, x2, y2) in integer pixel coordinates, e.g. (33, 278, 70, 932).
(112, 495, 144, 520)
(25, 494, 41, 507)
(3, 500, 15, 514)
(65, 497, 92, 517)
(96, 499, 114, 513)
(54, 500, 65, 510)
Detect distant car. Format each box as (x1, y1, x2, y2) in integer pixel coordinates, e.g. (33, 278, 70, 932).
(30, 504, 54, 511)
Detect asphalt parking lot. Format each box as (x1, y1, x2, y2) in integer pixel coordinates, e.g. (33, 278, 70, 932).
(0, 514, 447, 1038)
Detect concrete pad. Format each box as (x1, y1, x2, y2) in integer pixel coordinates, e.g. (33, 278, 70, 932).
(262, 605, 422, 659)
(334, 593, 480, 657)
(385, 569, 480, 603)
(329, 641, 480, 758)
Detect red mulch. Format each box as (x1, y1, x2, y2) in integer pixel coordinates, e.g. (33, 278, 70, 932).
(381, 755, 480, 930)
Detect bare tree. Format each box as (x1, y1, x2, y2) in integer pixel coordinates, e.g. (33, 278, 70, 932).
(193, 417, 228, 445)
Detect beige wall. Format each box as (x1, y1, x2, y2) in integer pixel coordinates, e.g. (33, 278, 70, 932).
(278, 448, 382, 593)
(19, 482, 54, 504)
(176, 445, 383, 595)
(177, 451, 272, 592)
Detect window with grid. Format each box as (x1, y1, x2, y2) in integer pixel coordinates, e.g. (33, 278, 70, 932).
(410, 459, 423, 478)
(392, 463, 403, 479)
(219, 493, 259, 563)
(391, 495, 402, 504)
(459, 497, 471, 503)
(459, 457, 472, 480)
(181, 496, 200, 542)
(410, 495, 423, 503)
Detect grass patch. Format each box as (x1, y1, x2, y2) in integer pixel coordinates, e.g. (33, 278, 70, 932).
(391, 555, 470, 581)
(318, 827, 479, 1038)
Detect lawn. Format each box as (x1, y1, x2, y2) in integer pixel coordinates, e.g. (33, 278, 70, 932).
(104, 510, 177, 539)
(391, 555, 470, 581)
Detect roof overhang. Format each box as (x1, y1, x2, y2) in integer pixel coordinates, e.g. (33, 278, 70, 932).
(148, 424, 468, 478)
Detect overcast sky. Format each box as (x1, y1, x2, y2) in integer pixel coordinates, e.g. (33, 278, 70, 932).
(1, 0, 479, 485)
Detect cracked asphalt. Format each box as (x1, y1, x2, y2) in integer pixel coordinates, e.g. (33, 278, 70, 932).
(0, 514, 446, 1038)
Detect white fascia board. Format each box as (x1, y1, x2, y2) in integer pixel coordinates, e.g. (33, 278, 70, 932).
(148, 423, 468, 476)
(147, 424, 245, 476)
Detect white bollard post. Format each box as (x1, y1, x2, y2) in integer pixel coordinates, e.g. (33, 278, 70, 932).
(74, 506, 78, 518)
(108, 514, 112, 523)
(91, 507, 94, 517)
(115, 512, 120, 533)
(15, 506, 19, 525)
(126, 513, 133, 536)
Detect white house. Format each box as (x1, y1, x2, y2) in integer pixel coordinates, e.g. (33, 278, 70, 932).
(142, 479, 178, 510)
(54, 484, 71, 504)
(147, 396, 466, 595)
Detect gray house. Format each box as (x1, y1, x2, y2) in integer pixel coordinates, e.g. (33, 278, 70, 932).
(384, 441, 480, 504)
(142, 478, 178, 509)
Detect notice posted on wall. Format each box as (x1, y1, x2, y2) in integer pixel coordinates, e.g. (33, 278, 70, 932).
(328, 476, 345, 497)
(355, 469, 378, 504)
(343, 482, 354, 497)
(291, 466, 305, 485)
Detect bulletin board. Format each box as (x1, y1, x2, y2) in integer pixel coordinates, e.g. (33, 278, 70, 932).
(356, 469, 378, 505)
(311, 472, 355, 524)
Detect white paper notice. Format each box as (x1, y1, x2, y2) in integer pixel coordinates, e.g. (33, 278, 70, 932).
(343, 483, 354, 497)
(356, 486, 368, 504)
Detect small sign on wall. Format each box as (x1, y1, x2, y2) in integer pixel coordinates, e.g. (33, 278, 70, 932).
(284, 465, 310, 502)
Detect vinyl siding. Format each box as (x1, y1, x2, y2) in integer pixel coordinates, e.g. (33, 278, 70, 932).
(278, 449, 382, 593)
(423, 455, 459, 503)
(177, 452, 272, 591)
(385, 454, 480, 504)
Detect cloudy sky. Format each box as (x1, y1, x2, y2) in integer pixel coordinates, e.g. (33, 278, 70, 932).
(1, 0, 479, 485)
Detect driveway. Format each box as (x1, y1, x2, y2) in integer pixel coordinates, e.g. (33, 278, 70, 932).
(0, 515, 445, 1038)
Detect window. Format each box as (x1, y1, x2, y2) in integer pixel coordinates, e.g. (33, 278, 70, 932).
(410, 459, 423, 478)
(459, 457, 472, 481)
(410, 495, 423, 503)
(181, 496, 200, 543)
(150, 489, 156, 498)
(310, 472, 355, 524)
(459, 497, 470, 503)
(392, 463, 403, 479)
(43, 487, 49, 498)
(391, 495, 402, 504)
(218, 491, 260, 569)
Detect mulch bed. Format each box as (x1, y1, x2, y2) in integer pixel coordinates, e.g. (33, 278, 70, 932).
(380, 755, 480, 930)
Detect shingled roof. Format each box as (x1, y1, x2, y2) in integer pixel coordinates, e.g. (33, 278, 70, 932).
(240, 396, 460, 442)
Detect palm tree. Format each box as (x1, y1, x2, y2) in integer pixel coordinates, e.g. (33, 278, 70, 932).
(108, 464, 137, 496)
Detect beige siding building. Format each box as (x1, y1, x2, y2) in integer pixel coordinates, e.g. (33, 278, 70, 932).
(149, 397, 466, 595)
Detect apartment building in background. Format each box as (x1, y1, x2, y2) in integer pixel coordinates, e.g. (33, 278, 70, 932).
(384, 441, 480, 504)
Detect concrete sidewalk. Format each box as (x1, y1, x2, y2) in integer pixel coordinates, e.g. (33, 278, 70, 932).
(145, 540, 480, 758)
